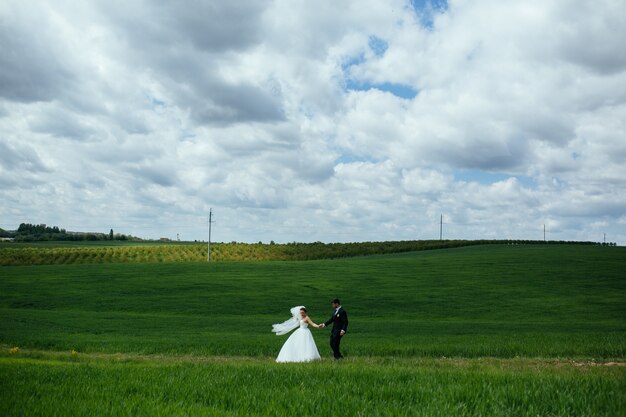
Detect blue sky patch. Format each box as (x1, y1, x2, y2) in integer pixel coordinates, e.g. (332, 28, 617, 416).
(454, 169, 536, 187)
(151, 98, 166, 107)
(341, 54, 365, 72)
(368, 35, 388, 57)
(346, 79, 418, 99)
(410, 0, 449, 29)
(335, 154, 378, 165)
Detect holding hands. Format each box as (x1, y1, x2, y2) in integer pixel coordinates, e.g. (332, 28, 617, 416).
(317, 323, 343, 335)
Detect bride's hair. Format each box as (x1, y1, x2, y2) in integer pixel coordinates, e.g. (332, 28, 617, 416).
(299, 307, 308, 315)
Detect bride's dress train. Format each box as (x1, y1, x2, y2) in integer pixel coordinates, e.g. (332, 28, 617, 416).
(272, 306, 321, 363)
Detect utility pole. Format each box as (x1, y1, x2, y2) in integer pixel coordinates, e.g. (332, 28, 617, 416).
(207, 209, 215, 262)
(604, 233, 606, 244)
(440, 214, 443, 240)
(543, 224, 546, 242)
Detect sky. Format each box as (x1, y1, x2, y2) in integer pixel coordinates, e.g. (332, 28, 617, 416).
(1, 0, 625, 244)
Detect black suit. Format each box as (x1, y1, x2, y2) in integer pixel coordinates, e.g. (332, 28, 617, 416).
(324, 307, 348, 359)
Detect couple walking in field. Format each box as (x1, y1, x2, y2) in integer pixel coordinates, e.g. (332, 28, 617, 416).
(271, 298, 348, 362)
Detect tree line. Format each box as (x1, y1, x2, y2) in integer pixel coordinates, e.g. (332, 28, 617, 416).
(0, 223, 617, 247)
(1, 223, 137, 242)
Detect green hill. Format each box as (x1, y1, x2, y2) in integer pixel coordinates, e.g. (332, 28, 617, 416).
(1, 244, 624, 416)
(1, 244, 623, 358)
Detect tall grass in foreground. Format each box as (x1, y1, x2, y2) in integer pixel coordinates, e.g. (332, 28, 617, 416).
(0, 352, 623, 417)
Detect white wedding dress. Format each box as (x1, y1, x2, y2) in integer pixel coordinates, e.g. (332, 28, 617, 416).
(272, 306, 321, 363)
(276, 319, 321, 363)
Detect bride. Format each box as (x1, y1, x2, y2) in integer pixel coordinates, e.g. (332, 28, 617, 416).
(272, 306, 321, 363)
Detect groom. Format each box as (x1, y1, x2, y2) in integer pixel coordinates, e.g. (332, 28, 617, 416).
(320, 298, 348, 360)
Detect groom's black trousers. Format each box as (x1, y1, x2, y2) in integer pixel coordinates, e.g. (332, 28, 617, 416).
(330, 331, 343, 359)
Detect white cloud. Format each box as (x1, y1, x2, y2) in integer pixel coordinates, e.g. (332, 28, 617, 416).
(1, 0, 625, 244)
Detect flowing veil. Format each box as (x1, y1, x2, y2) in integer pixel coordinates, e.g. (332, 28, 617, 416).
(272, 306, 304, 335)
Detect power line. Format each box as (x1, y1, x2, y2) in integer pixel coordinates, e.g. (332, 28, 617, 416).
(207, 209, 215, 262)
(440, 214, 443, 240)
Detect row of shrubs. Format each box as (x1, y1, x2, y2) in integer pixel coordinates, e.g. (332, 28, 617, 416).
(0, 239, 612, 266)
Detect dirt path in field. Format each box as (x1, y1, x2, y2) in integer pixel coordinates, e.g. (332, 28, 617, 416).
(572, 361, 626, 367)
(2, 346, 625, 370)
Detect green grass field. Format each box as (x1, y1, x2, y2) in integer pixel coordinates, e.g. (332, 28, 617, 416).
(1, 244, 625, 416)
(1, 353, 623, 417)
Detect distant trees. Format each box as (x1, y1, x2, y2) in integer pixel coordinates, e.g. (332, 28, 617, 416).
(17, 223, 65, 235)
(9, 223, 137, 242)
(14, 223, 67, 241)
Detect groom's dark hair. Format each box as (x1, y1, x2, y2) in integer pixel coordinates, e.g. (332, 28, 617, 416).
(331, 298, 340, 304)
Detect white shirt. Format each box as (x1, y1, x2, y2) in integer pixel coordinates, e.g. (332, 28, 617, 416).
(335, 306, 345, 333)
